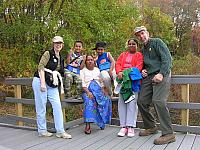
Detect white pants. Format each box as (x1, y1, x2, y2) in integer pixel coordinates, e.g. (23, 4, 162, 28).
(118, 93, 138, 127)
(100, 70, 117, 96)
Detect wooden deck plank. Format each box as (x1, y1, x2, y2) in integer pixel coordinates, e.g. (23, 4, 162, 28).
(96, 129, 143, 150)
(150, 142, 168, 150)
(164, 132, 186, 150)
(26, 125, 86, 150)
(45, 124, 105, 150)
(192, 135, 200, 150)
(69, 127, 119, 150)
(123, 134, 155, 150)
(137, 134, 161, 150)
(0, 125, 199, 150)
(57, 125, 117, 150)
(176, 134, 196, 150)
(109, 134, 140, 150)
(0, 130, 34, 146)
(3, 132, 37, 149)
(0, 146, 12, 150)
(17, 134, 56, 150)
(81, 127, 121, 150)
(15, 125, 84, 150)
(151, 132, 185, 150)
(0, 128, 30, 144)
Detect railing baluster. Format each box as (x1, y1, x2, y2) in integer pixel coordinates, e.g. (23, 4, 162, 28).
(181, 84, 189, 127)
(14, 85, 23, 126)
(60, 94, 66, 122)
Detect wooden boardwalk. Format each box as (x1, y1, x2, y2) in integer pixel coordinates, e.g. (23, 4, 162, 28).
(0, 124, 199, 150)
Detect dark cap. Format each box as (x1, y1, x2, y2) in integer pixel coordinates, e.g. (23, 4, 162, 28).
(92, 42, 107, 50)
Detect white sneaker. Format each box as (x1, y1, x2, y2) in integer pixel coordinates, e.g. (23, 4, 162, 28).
(38, 131, 53, 137)
(56, 132, 72, 139)
(117, 128, 127, 137)
(125, 94, 135, 103)
(114, 83, 122, 94)
(127, 128, 135, 137)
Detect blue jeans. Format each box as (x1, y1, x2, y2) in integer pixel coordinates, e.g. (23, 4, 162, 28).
(32, 77, 65, 134)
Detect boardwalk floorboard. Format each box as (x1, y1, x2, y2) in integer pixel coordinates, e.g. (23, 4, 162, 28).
(178, 134, 196, 150)
(57, 125, 117, 150)
(0, 125, 198, 150)
(81, 127, 120, 150)
(164, 132, 185, 150)
(109, 131, 140, 150)
(192, 135, 200, 150)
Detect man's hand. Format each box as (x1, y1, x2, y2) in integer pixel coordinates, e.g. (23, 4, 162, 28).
(152, 73, 163, 83)
(141, 69, 148, 77)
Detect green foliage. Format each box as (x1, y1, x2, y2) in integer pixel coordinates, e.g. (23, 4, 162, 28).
(172, 52, 200, 75)
(0, 0, 140, 77)
(134, 7, 178, 50)
(1, 0, 198, 77)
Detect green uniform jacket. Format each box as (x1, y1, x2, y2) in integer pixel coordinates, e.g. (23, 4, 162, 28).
(141, 38, 172, 76)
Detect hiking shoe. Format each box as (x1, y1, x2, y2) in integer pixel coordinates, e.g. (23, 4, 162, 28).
(127, 128, 135, 137)
(38, 131, 53, 137)
(154, 133, 176, 145)
(117, 128, 127, 137)
(139, 127, 158, 136)
(56, 132, 72, 139)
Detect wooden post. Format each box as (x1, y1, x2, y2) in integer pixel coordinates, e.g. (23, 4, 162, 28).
(14, 85, 23, 126)
(181, 84, 189, 127)
(60, 94, 66, 122)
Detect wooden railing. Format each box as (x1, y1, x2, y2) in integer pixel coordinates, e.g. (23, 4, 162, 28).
(1, 75, 200, 133)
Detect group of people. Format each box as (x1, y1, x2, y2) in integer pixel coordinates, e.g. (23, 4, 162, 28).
(32, 26, 176, 145)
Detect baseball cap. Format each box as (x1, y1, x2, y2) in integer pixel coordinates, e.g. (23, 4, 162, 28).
(134, 26, 147, 34)
(52, 36, 64, 43)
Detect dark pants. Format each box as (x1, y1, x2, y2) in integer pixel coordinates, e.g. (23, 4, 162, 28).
(137, 73, 173, 135)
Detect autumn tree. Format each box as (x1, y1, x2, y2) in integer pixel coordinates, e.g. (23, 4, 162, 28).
(0, 0, 139, 77)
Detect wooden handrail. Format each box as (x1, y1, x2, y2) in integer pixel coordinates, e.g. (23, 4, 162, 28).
(2, 75, 200, 133)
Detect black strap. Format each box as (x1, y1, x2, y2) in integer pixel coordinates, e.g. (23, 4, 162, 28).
(69, 55, 80, 64)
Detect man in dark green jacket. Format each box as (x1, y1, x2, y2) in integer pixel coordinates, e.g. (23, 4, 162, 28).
(134, 26, 176, 145)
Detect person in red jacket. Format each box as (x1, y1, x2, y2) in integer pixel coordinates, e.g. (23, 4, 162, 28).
(115, 38, 143, 137)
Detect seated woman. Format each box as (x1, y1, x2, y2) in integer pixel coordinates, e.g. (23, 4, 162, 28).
(80, 54, 112, 134)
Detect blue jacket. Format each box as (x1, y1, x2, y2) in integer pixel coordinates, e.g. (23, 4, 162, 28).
(129, 67, 142, 92)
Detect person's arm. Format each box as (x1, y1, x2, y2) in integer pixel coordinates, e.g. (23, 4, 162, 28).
(115, 53, 124, 79)
(80, 69, 94, 99)
(115, 53, 124, 74)
(79, 55, 86, 70)
(107, 52, 115, 77)
(155, 39, 172, 77)
(38, 51, 50, 92)
(66, 48, 73, 65)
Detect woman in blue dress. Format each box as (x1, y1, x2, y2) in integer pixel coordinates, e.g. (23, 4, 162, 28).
(80, 54, 112, 134)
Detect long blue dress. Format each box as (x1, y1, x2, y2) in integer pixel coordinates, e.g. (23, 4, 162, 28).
(82, 80, 112, 129)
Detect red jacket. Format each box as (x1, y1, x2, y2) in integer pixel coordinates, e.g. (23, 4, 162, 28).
(115, 51, 143, 74)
